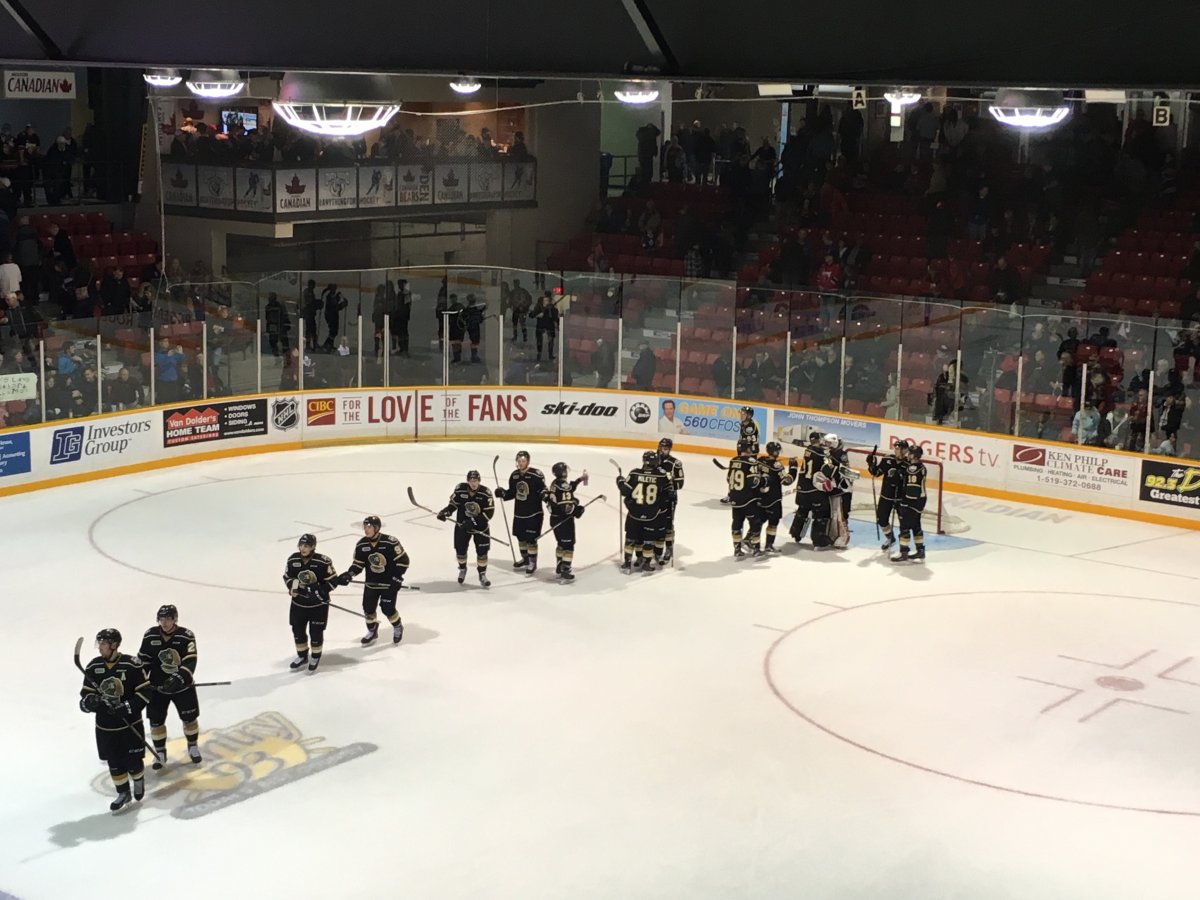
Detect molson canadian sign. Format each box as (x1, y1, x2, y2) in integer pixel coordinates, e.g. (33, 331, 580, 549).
(4, 70, 75, 99)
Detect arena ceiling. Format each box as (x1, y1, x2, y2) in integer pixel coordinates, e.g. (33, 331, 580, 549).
(0, 0, 1193, 89)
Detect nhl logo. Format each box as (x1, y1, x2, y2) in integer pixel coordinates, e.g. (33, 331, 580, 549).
(629, 401, 651, 424)
(272, 398, 299, 431)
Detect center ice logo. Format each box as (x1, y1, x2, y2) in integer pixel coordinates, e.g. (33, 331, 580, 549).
(89, 710, 376, 819)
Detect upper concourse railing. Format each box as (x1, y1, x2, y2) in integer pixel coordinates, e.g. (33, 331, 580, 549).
(1, 265, 1194, 465)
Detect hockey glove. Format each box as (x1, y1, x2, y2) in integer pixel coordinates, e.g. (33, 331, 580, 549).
(80, 693, 103, 713)
(162, 672, 188, 693)
(436, 510, 449, 522)
(337, 571, 354, 587)
(573, 506, 585, 518)
(494, 487, 506, 500)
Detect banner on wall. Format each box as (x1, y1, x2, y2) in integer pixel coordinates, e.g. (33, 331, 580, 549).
(0, 432, 30, 477)
(772, 409, 880, 449)
(0, 373, 37, 402)
(197, 166, 235, 210)
(163, 400, 269, 447)
(47, 417, 155, 467)
(1009, 443, 1132, 498)
(275, 169, 316, 212)
(235, 168, 273, 212)
(1138, 459, 1200, 508)
(468, 163, 503, 202)
(503, 162, 536, 201)
(4, 70, 75, 99)
(655, 398, 765, 442)
(357, 165, 395, 208)
(317, 168, 357, 210)
(396, 165, 433, 205)
(163, 165, 198, 206)
(433, 165, 467, 204)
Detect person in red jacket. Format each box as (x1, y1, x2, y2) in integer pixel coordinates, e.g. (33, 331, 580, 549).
(813, 252, 843, 292)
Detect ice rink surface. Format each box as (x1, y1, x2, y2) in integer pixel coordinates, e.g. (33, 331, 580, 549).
(2, 440, 1199, 900)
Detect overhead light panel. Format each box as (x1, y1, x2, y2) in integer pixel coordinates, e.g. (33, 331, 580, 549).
(273, 72, 401, 137)
(186, 69, 245, 98)
(614, 80, 660, 105)
(990, 88, 1070, 130)
(449, 76, 482, 95)
(883, 90, 921, 107)
(143, 69, 182, 88)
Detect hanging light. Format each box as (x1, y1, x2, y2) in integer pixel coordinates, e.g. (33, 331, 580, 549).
(143, 69, 182, 88)
(614, 80, 660, 105)
(883, 90, 922, 135)
(989, 88, 1071, 130)
(449, 76, 482, 95)
(273, 72, 400, 137)
(186, 69, 245, 98)
(883, 90, 921, 108)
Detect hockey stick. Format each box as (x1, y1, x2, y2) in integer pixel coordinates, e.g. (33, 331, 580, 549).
(610, 459, 624, 559)
(868, 444, 880, 541)
(191, 681, 231, 688)
(711, 457, 728, 470)
(535, 495, 606, 539)
(407, 486, 509, 545)
(349, 579, 421, 591)
(491, 454, 519, 565)
(74, 636, 158, 758)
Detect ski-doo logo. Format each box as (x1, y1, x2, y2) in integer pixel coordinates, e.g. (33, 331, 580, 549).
(541, 401, 618, 417)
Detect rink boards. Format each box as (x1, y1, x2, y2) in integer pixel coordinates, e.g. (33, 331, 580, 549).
(0, 385, 1194, 529)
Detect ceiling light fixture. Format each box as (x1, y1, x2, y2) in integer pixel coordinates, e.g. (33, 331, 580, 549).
(883, 90, 921, 107)
(273, 72, 401, 137)
(449, 77, 482, 95)
(143, 69, 182, 88)
(614, 80, 660, 105)
(989, 88, 1071, 130)
(186, 69, 245, 98)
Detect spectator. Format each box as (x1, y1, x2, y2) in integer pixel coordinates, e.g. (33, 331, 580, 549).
(711, 354, 732, 398)
(41, 136, 72, 205)
(301, 279, 320, 350)
(107, 366, 143, 410)
(1072, 399, 1101, 445)
(684, 243, 705, 279)
(321, 283, 346, 351)
(591, 336, 615, 388)
(881, 372, 900, 419)
(264, 291, 291, 356)
(933, 359, 967, 424)
(1, 291, 40, 352)
(0, 251, 19, 297)
(1160, 389, 1185, 438)
(72, 367, 99, 417)
(43, 372, 69, 419)
(153, 337, 183, 402)
(1126, 388, 1151, 451)
(694, 127, 716, 184)
(989, 256, 1023, 304)
(1056, 351, 1080, 399)
(637, 200, 662, 245)
(967, 186, 991, 241)
(533, 292, 558, 362)
(1155, 432, 1178, 457)
(100, 266, 132, 316)
(631, 343, 657, 390)
(813, 252, 843, 292)
(12, 216, 39, 300)
(509, 278, 532, 345)
(635, 121, 661, 180)
(1056, 327, 1080, 360)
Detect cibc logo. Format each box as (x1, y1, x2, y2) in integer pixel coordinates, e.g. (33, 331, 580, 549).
(1012, 444, 1047, 466)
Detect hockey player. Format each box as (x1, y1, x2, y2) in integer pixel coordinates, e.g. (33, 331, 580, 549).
(722, 407, 760, 503)
(656, 437, 685, 562)
(866, 440, 909, 552)
(438, 470, 495, 587)
(617, 450, 675, 572)
(337, 516, 409, 646)
(138, 604, 201, 769)
(544, 461, 588, 582)
(283, 533, 338, 672)
(892, 444, 928, 563)
(79, 628, 152, 811)
(727, 439, 766, 556)
(494, 450, 546, 574)
(813, 433, 853, 549)
(756, 442, 797, 553)
(789, 431, 824, 542)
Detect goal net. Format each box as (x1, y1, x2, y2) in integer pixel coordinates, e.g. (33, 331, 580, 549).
(842, 447, 968, 535)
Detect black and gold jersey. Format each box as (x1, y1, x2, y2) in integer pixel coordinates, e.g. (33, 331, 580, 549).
(819, 447, 853, 494)
(759, 455, 796, 503)
(497, 467, 547, 520)
(739, 419, 760, 452)
(137, 626, 197, 689)
(283, 550, 338, 607)
(868, 453, 906, 502)
(657, 453, 685, 493)
(545, 477, 584, 522)
(903, 462, 928, 505)
(440, 484, 496, 528)
(80, 653, 152, 729)
(346, 533, 407, 588)
(618, 466, 674, 521)
(727, 455, 766, 507)
(794, 445, 825, 494)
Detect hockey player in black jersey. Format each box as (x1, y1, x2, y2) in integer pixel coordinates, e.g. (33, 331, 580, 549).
(283, 533, 339, 671)
(438, 470, 496, 587)
(789, 431, 824, 542)
(754, 442, 796, 553)
(727, 439, 767, 556)
(494, 450, 547, 574)
(79, 628, 153, 811)
(138, 604, 201, 768)
(892, 445, 928, 563)
(656, 437, 685, 562)
(336, 516, 410, 646)
(617, 450, 675, 572)
(866, 440, 909, 552)
(544, 461, 588, 582)
(722, 407, 760, 504)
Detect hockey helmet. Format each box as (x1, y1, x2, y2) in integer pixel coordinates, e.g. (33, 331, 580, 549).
(515, 450, 530, 466)
(736, 439, 755, 455)
(466, 470, 481, 482)
(642, 450, 659, 465)
(893, 439, 910, 454)
(740, 405, 754, 419)
(822, 432, 840, 448)
(96, 628, 122, 647)
(766, 441, 782, 457)
(364, 515, 384, 532)
(156, 604, 178, 621)
(908, 444, 924, 459)
(552, 461, 569, 479)
(657, 437, 673, 453)
(298, 532, 318, 548)
(807, 431, 823, 444)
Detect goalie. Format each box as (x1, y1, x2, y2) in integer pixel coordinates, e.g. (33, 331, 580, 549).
(811, 433, 855, 550)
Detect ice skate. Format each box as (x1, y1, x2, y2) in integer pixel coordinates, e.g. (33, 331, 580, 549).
(289, 652, 309, 670)
(188, 744, 203, 764)
(479, 570, 491, 588)
(361, 623, 379, 646)
(393, 622, 405, 644)
(457, 566, 467, 584)
(110, 789, 133, 812)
